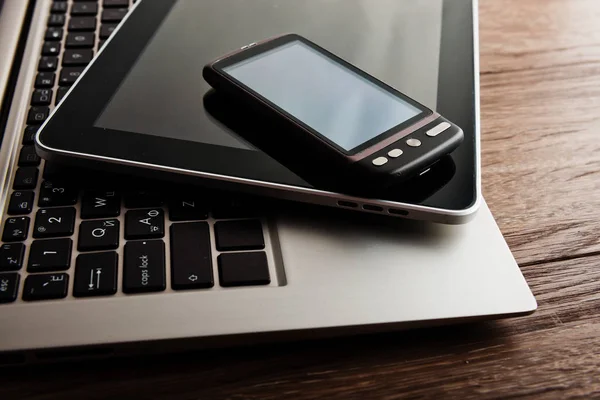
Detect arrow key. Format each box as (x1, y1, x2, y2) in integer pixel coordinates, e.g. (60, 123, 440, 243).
(73, 252, 118, 297)
(78, 219, 119, 251)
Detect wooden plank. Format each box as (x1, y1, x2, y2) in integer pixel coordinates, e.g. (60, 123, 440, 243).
(479, 0, 600, 264)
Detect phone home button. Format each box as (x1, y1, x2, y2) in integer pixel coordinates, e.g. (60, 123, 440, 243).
(372, 156, 388, 166)
(406, 138, 421, 147)
(387, 149, 403, 158)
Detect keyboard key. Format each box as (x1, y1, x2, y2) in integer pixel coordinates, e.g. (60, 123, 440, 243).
(74, 252, 118, 297)
(55, 86, 69, 104)
(23, 126, 39, 144)
(27, 106, 49, 124)
(78, 219, 119, 251)
(81, 190, 121, 218)
(33, 207, 76, 238)
(212, 197, 259, 219)
(104, 0, 129, 7)
(7, 191, 34, 215)
(69, 16, 97, 31)
(42, 42, 61, 56)
(13, 167, 39, 189)
(214, 220, 265, 251)
(62, 49, 93, 66)
(168, 198, 208, 221)
(123, 240, 166, 293)
(28, 238, 72, 272)
(218, 252, 270, 287)
(31, 89, 53, 106)
(101, 8, 127, 22)
(99, 39, 106, 49)
(48, 13, 66, 26)
(0, 273, 20, 303)
(38, 56, 58, 72)
(38, 180, 78, 207)
(71, 2, 98, 15)
(99, 23, 118, 39)
(59, 67, 84, 85)
(18, 146, 41, 166)
(35, 72, 55, 88)
(50, 2, 68, 14)
(2, 217, 30, 242)
(66, 32, 95, 48)
(124, 190, 163, 208)
(44, 27, 63, 41)
(170, 222, 213, 290)
(0, 244, 26, 271)
(125, 209, 164, 239)
(22, 273, 69, 301)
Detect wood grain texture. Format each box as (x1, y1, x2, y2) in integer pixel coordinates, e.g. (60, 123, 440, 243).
(2, 0, 600, 399)
(479, 0, 600, 264)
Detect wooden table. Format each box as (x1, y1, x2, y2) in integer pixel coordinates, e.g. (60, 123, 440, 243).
(3, 0, 600, 398)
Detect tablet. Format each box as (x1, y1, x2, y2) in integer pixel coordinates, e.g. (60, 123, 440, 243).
(36, 0, 481, 224)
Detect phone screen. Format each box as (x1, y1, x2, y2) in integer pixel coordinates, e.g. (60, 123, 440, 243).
(223, 40, 423, 153)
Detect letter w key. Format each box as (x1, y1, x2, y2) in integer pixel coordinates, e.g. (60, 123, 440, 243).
(81, 190, 121, 219)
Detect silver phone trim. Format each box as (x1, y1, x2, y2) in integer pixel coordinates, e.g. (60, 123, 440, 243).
(35, 0, 482, 225)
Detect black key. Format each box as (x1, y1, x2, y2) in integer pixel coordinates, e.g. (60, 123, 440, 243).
(59, 67, 84, 86)
(125, 208, 164, 239)
(71, 2, 98, 15)
(22, 126, 39, 144)
(74, 252, 118, 297)
(100, 23, 118, 39)
(81, 190, 121, 218)
(18, 145, 41, 166)
(69, 16, 97, 31)
(0, 273, 20, 303)
(38, 56, 58, 71)
(27, 106, 50, 125)
(33, 207, 76, 238)
(66, 32, 95, 48)
(7, 191, 34, 215)
(38, 180, 78, 207)
(28, 238, 72, 272)
(168, 198, 208, 221)
(13, 167, 39, 190)
(35, 72, 55, 88)
(62, 49, 93, 66)
(214, 220, 265, 251)
(50, 2, 68, 14)
(55, 86, 69, 105)
(170, 223, 213, 290)
(124, 190, 163, 208)
(212, 197, 259, 219)
(99, 39, 106, 49)
(78, 219, 119, 251)
(42, 161, 65, 180)
(44, 27, 63, 41)
(101, 8, 127, 22)
(31, 89, 53, 106)
(42, 42, 61, 56)
(22, 273, 69, 301)
(104, 0, 129, 7)
(218, 252, 270, 287)
(48, 13, 66, 26)
(2, 217, 29, 242)
(0, 244, 26, 271)
(123, 240, 166, 293)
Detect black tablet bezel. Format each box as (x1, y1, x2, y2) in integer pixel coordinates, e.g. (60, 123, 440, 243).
(37, 0, 478, 213)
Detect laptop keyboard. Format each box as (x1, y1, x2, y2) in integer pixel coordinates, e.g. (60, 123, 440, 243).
(0, 0, 283, 304)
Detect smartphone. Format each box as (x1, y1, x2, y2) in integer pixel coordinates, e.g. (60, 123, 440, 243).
(203, 34, 464, 186)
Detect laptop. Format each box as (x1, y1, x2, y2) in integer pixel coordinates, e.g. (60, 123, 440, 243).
(0, 0, 535, 364)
